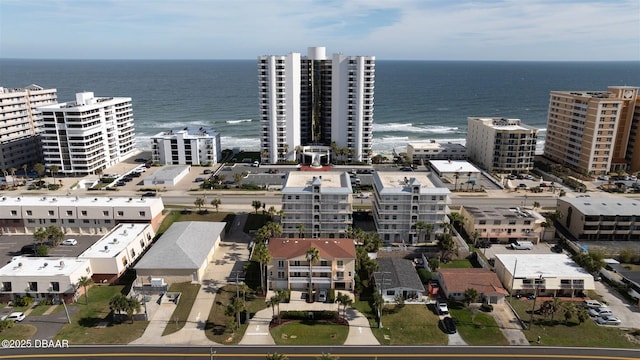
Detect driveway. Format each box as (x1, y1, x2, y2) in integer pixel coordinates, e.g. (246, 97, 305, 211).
(489, 302, 530, 346)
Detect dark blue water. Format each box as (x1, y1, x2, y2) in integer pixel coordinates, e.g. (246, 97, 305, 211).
(1, 59, 638, 153)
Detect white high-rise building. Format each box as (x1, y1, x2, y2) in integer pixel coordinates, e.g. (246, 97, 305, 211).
(151, 127, 221, 165)
(38, 92, 136, 175)
(258, 46, 375, 165)
(372, 172, 451, 245)
(0, 85, 57, 170)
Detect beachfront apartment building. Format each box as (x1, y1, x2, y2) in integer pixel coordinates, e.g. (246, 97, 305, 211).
(543, 86, 640, 176)
(466, 117, 539, 174)
(372, 172, 451, 245)
(38, 92, 136, 176)
(556, 197, 640, 242)
(258, 46, 375, 165)
(151, 127, 221, 165)
(267, 237, 356, 292)
(406, 141, 466, 164)
(281, 172, 353, 239)
(78, 223, 156, 283)
(0, 85, 57, 170)
(0, 257, 93, 304)
(458, 205, 545, 245)
(0, 195, 164, 235)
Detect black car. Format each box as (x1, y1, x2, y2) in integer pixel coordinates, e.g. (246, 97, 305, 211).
(141, 192, 156, 198)
(20, 244, 37, 255)
(478, 241, 492, 248)
(441, 316, 457, 334)
(550, 245, 563, 253)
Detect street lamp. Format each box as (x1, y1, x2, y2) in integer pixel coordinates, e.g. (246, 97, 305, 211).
(529, 273, 543, 329)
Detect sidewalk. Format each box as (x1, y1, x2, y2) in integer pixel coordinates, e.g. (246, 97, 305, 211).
(491, 302, 529, 345)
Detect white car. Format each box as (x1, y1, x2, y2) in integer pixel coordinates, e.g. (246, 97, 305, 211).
(62, 238, 78, 246)
(583, 300, 603, 309)
(596, 315, 621, 326)
(1, 312, 25, 322)
(437, 302, 449, 315)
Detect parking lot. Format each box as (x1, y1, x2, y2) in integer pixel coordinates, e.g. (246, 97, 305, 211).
(0, 234, 102, 265)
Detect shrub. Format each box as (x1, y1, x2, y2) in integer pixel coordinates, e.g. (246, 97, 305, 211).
(15, 295, 34, 307)
(480, 303, 494, 312)
(35, 244, 49, 256)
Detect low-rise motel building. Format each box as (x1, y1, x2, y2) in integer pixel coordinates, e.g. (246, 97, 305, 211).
(0, 195, 164, 235)
(0, 257, 92, 304)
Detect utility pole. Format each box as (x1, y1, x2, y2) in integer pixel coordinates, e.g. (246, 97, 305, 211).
(373, 271, 392, 329)
(529, 273, 543, 329)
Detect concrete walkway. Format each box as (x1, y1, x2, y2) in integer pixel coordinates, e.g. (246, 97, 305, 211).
(343, 308, 379, 345)
(491, 302, 530, 345)
(239, 307, 276, 345)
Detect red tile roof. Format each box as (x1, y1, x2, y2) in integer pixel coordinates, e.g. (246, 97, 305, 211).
(438, 268, 508, 296)
(268, 238, 356, 260)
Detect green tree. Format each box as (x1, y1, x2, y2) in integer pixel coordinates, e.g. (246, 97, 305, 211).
(415, 221, 428, 244)
(561, 301, 576, 324)
(49, 164, 59, 186)
(109, 293, 129, 321)
(266, 353, 289, 360)
(464, 288, 479, 305)
(194, 197, 205, 211)
(45, 225, 65, 247)
(233, 172, 243, 186)
(428, 258, 440, 271)
(267, 206, 276, 220)
(252, 200, 262, 214)
(267, 294, 280, 320)
(372, 290, 384, 328)
(437, 233, 457, 262)
(35, 244, 48, 256)
(9, 167, 17, 186)
(253, 242, 271, 295)
(33, 163, 45, 179)
(225, 296, 245, 330)
(210, 198, 221, 212)
(470, 230, 481, 247)
(336, 292, 353, 319)
(33, 227, 48, 244)
(305, 247, 320, 294)
(577, 307, 590, 324)
(297, 223, 305, 238)
(77, 276, 93, 305)
(126, 297, 142, 323)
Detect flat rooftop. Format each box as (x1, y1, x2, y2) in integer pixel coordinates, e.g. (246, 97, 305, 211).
(375, 172, 450, 195)
(153, 127, 219, 138)
(429, 160, 481, 174)
(463, 206, 542, 220)
(560, 197, 640, 216)
(470, 117, 538, 131)
(0, 195, 162, 208)
(282, 172, 352, 194)
(496, 254, 593, 279)
(408, 141, 466, 150)
(0, 257, 90, 277)
(145, 165, 190, 181)
(79, 223, 151, 259)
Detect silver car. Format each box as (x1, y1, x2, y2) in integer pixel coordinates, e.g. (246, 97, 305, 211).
(596, 315, 621, 326)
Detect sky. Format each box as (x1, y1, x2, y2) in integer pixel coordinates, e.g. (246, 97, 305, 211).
(1, 0, 639, 61)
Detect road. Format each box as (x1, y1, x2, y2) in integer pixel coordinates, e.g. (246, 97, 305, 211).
(1, 345, 638, 359)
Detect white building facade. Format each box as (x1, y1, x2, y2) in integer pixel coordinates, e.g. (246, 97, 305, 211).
(466, 117, 539, 173)
(372, 172, 451, 245)
(0, 85, 57, 170)
(38, 92, 136, 175)
(151, 127, 221, 165)
(281, 172, 353, 238)
(459, 205, 545, 244)
(407, 141, 466, 164)
(258, 46, 375, 164)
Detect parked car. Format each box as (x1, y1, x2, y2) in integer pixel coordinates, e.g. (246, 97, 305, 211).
(550, 244, 563, 253)
(441, 316, 457, 334)
(478, 241, 492, 248)
(596, 315, 621, 325)
(20, 244, 37, 255)
(583, 299, 603, 309)
(437, 301, 449, 315)
(141, 192, 156, 198)
(203, 169, 213, 174)
(194, 177, 205, 182)
(251, 161, 260, 167)
(1, 312, 25, 322)
(588, 306, 612, 317)
(62, 238, 77, 246)
(317, 289, 328, 303)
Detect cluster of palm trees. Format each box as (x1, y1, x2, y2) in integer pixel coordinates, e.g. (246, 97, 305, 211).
(537, 298, 589, 325)
(452, 171, 477, 192)
(109, 293, 142, 323)
(193, 197, 222, 213)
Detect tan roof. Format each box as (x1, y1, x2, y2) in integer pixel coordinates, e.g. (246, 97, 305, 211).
(438, 268, 508, 296)
(268, 238, 356, 260)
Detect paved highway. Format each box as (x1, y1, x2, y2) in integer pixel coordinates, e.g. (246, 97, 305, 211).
(1, 345, 638, 359)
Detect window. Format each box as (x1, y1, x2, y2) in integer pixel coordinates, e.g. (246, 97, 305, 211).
(139, 211, 146, 216)
(103, 211, 109, 216)
(10, 210, 17, 216)
(277, 271, 285, 279)
(386, 290, 395, 296)
(278, 260, 285, 268)
(81, 210, 87, 216)
(122, 256, 128, 266)
(117, 211, 124, 216)
(1, 282, 11, 292)
(51, 282, 60, 292)
(336, 271, 344, 279)
(28, 282, 38, 292)
(26, 210, 32, 216)
(66, 210, 73, 216)
(337, 260, 344, 267)
(48, 210, 54, 216)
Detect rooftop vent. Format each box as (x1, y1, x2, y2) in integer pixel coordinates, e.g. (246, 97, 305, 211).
(104, 245, 108, 251)
(18, 262, 23, 267)
(43, 262, 48, 267)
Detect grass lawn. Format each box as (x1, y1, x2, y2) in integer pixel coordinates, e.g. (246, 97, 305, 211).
(509, 298, 640, 348)
(156, 210, 234, 236)
(204, 285, 267, 344)
(54, 285, 149, 344)
(271, 320, 348, 345)
(439, 259, 473, 268)
(0, 324, 37, 340)
(353, 301, 447, 345)
(449, 306, 509, 346)
(162, 283, 201, 336)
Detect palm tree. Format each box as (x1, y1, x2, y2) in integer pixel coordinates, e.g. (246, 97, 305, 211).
(297, 223, 305, 238)
(267, 206, 276, 220)
(336, 292, 352, 319)
(226, 297, 245, 330)
(453, 172, 460, 191)
(373, 290, 384, 328)
(9, 167, 16, 187)
(33, 163, 45, 179)
(210, 198, 221, 212)
(194, 197, 205, 212)
(305, 247, 320, 297)
(49, 164, 59, 186)
(251, 200, 262, 214)
(465, 172, 472, 191)
(109, 293, 129, 321)
(126, 297, 142, 323)
(532, 201, 540, 210)
(415, 221, 428, 244)
(22, 164, 28, 179)
(267, 295, 279, 320)
(253, 243, 271, 294)
(470, 230, 481, 247)
(77, 276, 93, 305)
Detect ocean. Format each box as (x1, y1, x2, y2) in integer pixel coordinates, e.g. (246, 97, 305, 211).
(1, 59, 639, 154)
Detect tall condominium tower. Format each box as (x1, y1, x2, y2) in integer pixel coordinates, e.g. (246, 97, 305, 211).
(543, 86, 639, 176)
(38, 92, 136, 175)
(0, 85, 57, 170)
(466, 117, 539, 173)
(258, 46, 375, 165)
